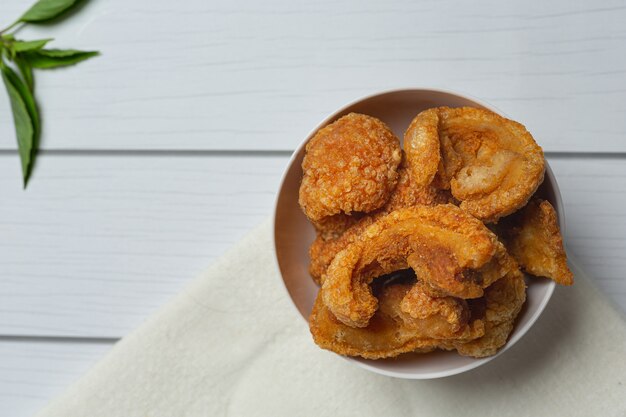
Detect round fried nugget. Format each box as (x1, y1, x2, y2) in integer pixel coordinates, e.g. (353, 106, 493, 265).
(321, 205, 516, 328)
(299, 113, 402, 222)
(418, 107, 545, 223)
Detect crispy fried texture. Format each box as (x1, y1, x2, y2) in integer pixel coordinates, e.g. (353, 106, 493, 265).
(301, 108, 570, 360)
(382, 156, 454, 213)
(310, 283, 475, 359)
(309, 155, 453, 284)
(406, 233, 516, 299)
(299, 113, 402, 222)
(404, 110, 441, 187)
(321, 205, 516, 328)
(498, 199, 573, 285)
(312, 213, 363, 242)
(442, 269, 527, 358)
(400, 281, 468, 326)
(309, 216, 375, 284)
(417, 107, 545, 223)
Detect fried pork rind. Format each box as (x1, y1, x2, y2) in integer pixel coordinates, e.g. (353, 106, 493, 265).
(498, 199, 574, 285)
(312, 213, 363, 242)
(417, 107, 545, 223)
(399, 281, 468, 327)
(303, 107, 568, 360)
(441, 269, 527, 358)
(299, 113, 402, 224)
(382, 156, 454, 213)
(309, 155, 452, 284)
(404, 109, 441, 187)
(309, 216, 375, 285)
(321, 205, 516, 328)
(310, 282, 477, 359)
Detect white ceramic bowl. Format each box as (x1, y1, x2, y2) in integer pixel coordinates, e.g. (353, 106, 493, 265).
(273, 89, 561, 379)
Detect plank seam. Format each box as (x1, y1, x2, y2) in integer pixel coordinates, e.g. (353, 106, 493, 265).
(0, 335, 119, 345)
(0, 149, 294, 157)
(0, 149, 625, 159)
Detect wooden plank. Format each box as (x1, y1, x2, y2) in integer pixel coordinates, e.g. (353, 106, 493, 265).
(0, 153, 286, 337)
(548, 156, 626, 312)
(0, 339, 112, 417)
(1, 0, 626, 152)
(0, 153, 625, 337)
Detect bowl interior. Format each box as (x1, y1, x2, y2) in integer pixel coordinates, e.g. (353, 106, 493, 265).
(274, 89, 560, 379)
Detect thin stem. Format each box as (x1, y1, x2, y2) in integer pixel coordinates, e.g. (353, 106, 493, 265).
(0, 20, 21, 35)
(0, 38, 12, 55)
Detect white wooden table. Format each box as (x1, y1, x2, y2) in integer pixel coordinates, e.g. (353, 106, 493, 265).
(1, 0, 625, 414)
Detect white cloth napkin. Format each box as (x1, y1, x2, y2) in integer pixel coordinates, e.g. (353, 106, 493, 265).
(37, 220, 626, 417)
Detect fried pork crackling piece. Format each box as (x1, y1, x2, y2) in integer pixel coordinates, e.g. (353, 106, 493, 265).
(382, 155, 454, 214)
(299, 113, 402, 224)
(440, 269, 527, 358)
(312, 213, 363, 242)
(403, 109, 442, 187)
(321, 205, 516, 328)
(498, 199, 573, 285)
(309, 216, 376, 285)
(416, 107, 545, 223)
(309, 154, 453, 284)
(310, 281, 478, 359)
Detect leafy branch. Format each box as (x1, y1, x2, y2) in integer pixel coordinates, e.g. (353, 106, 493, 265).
(1, 0, 99, 187)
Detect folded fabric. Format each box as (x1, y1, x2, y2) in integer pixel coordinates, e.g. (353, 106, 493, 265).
(37, 220, 626, 417)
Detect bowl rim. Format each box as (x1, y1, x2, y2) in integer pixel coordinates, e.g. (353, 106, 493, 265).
(272, 87, 560, 379)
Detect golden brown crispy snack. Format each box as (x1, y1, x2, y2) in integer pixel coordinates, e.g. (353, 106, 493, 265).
(416, 107, 545, 223)
(310, 282, 475, 359)
(404, 109, 441, 187)
(299, 113, 402, 223)
(441, 269, 527, 358)
(321, 205, 516, 328)
(498, 199, 573, 285)
(309, 216, 375, 284)
(399, 281, 468, 327)
(312, 213, 363, 242)
(405, 233, 515, 300)
(309, 155, 453, 284)
(382, 156, 454, 213)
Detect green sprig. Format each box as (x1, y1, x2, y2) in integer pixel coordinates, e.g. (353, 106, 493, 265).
(1, 0, 99, 187)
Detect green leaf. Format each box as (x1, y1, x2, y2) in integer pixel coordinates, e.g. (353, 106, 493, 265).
(12, 38, 53, 52)
(25, 48, 99, 69)
(1, 65, 38, 186)
(20, 0, 80, 23)
(2, 64, 40, 136)
(14, 55, 35, 91)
